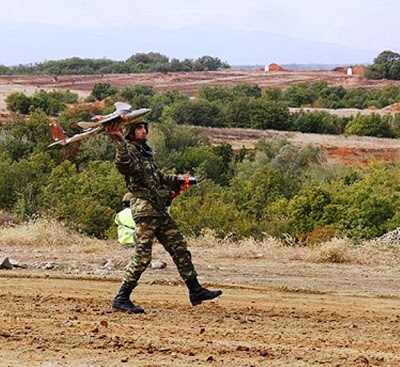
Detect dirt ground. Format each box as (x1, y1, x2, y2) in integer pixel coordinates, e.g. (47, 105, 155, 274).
(197, 126, 400, 165)
(1, 242, 399, 367)
(2, 69, 400, 95)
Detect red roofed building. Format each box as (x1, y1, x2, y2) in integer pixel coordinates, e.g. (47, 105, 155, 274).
(265, 63, 286, 72)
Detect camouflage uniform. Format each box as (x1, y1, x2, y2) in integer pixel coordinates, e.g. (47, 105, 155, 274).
(115, 140, 197, 285)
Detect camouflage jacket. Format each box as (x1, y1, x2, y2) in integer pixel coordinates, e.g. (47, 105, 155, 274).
(115, 141, 180, 219)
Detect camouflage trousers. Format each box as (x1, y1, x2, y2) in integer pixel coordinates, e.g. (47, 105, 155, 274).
(123, 215, 197, 287)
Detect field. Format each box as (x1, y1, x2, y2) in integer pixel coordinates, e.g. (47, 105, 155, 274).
(1, 70, 400, 366)
(2, 69, 400, 97)
(2, 69, 400, 165)
(1, 220, 400, 367)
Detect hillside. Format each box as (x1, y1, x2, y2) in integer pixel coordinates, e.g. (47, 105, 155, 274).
(2, 69, 400, 101)
(1, 69, 400, 165)
(197, 126, 400, 165)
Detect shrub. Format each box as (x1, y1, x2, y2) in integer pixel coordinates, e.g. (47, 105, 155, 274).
(290, 111, 343, 134)
(310, 238, 358, 263)
(249, 100, 291, 130)
(169, 99, 224, 127)
(344, 114, 394, 137)
(41, 161, 125, 238)
(6, 92, 32, 114)
(91, 83, 118, 101)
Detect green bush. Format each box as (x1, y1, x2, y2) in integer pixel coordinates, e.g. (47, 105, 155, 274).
(6, 92, 32, 114)
(9, 152, 55, 218)
(290, 111, 344, 134)
(171, 184, 259, 238)
(90, 83, 118, 101)
(344, 114, 394, 137)
(263, 87, 283, 101)
(231, 83, 262, 99)
(41, 161, 125, 237)
(169, 99, 224, 127)
(284, 183, 335, 236)
(0, 110, 52, 161)
(249, 100, 290, 130)
(223, 97, 253, 127)
(365, 50, 400, 80)
(198, 86, 234, 103)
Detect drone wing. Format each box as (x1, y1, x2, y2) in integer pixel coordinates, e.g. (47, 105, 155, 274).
(114, 101, 132, 112)
(77, 101, 133, 129)
(77, 106, 151, 129)
(48, 126, 104, 147)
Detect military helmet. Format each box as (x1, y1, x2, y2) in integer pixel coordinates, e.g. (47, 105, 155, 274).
(122, 192, 134, 203)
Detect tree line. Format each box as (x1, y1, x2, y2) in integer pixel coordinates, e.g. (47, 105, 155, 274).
(0, 53, 228, 75)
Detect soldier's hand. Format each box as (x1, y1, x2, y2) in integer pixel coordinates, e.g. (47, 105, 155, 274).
(105, 122, 125, 142)
(177, 175, 198, 186)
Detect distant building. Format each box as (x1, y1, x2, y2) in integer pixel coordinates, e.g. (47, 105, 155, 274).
(266, 63, 286, 72)
(352, 66, 366, 75)
(334, 65, 366, 76)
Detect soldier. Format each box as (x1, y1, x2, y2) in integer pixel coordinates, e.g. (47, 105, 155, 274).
(105, 120, 222, 314)
(115, 193, 136, 247)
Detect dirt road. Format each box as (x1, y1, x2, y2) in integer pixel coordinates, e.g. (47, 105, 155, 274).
(1, 247, 399, 367)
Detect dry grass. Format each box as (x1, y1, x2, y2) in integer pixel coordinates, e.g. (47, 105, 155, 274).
(0, 216, 112, 253)
(0, 210, 19, 226)
(310, 237, 359, 263)
(1, 220, 399, 266)
(189, 229, 400, 267)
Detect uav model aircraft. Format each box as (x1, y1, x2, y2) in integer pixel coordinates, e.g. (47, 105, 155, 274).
(49, 102, 151, 147)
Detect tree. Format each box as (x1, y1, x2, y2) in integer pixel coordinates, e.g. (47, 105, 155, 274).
(41, 161, 125, 237)
(365, 50, 400, 80)
(283, 82, 324, 107)
(223, 97, 253, 128)
(126, 52, 169, 65)
(249, 100, 291, 130)
(344, 114, 394, 138)
(194, 56, 222, 71)
(290, 111, 343, 134)
(169, 99, 224, 127)
(263, 87, 283, 101)
(231, 83, 262, 99)
(91, 83, 118, 101)
(198, 86, 234, 103)
(6, 92, 32, 114)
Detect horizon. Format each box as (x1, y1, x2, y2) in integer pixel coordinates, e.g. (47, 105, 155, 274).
(1, 1, 399, 66)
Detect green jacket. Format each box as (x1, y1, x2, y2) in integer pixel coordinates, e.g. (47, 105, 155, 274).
(115, 141, 180, 219)
(115, 208, 136, 245)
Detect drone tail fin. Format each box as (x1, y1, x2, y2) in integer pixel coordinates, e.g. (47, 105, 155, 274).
(49, 121, 67, 142)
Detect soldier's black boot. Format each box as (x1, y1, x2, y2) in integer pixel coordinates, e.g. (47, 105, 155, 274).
(186, 277, 222, 306)
(112, 283, 145, 314)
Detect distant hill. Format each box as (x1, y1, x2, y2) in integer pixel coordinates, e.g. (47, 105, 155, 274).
(0, 23, 378, 66)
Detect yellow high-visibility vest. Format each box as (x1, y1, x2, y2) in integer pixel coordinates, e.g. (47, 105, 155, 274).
(114, 208, 136, 245)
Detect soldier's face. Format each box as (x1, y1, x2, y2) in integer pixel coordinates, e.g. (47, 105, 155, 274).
(134, 124, 148, 141)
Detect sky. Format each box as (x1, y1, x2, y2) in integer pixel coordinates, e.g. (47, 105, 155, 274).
(1, 0, 399, 66)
